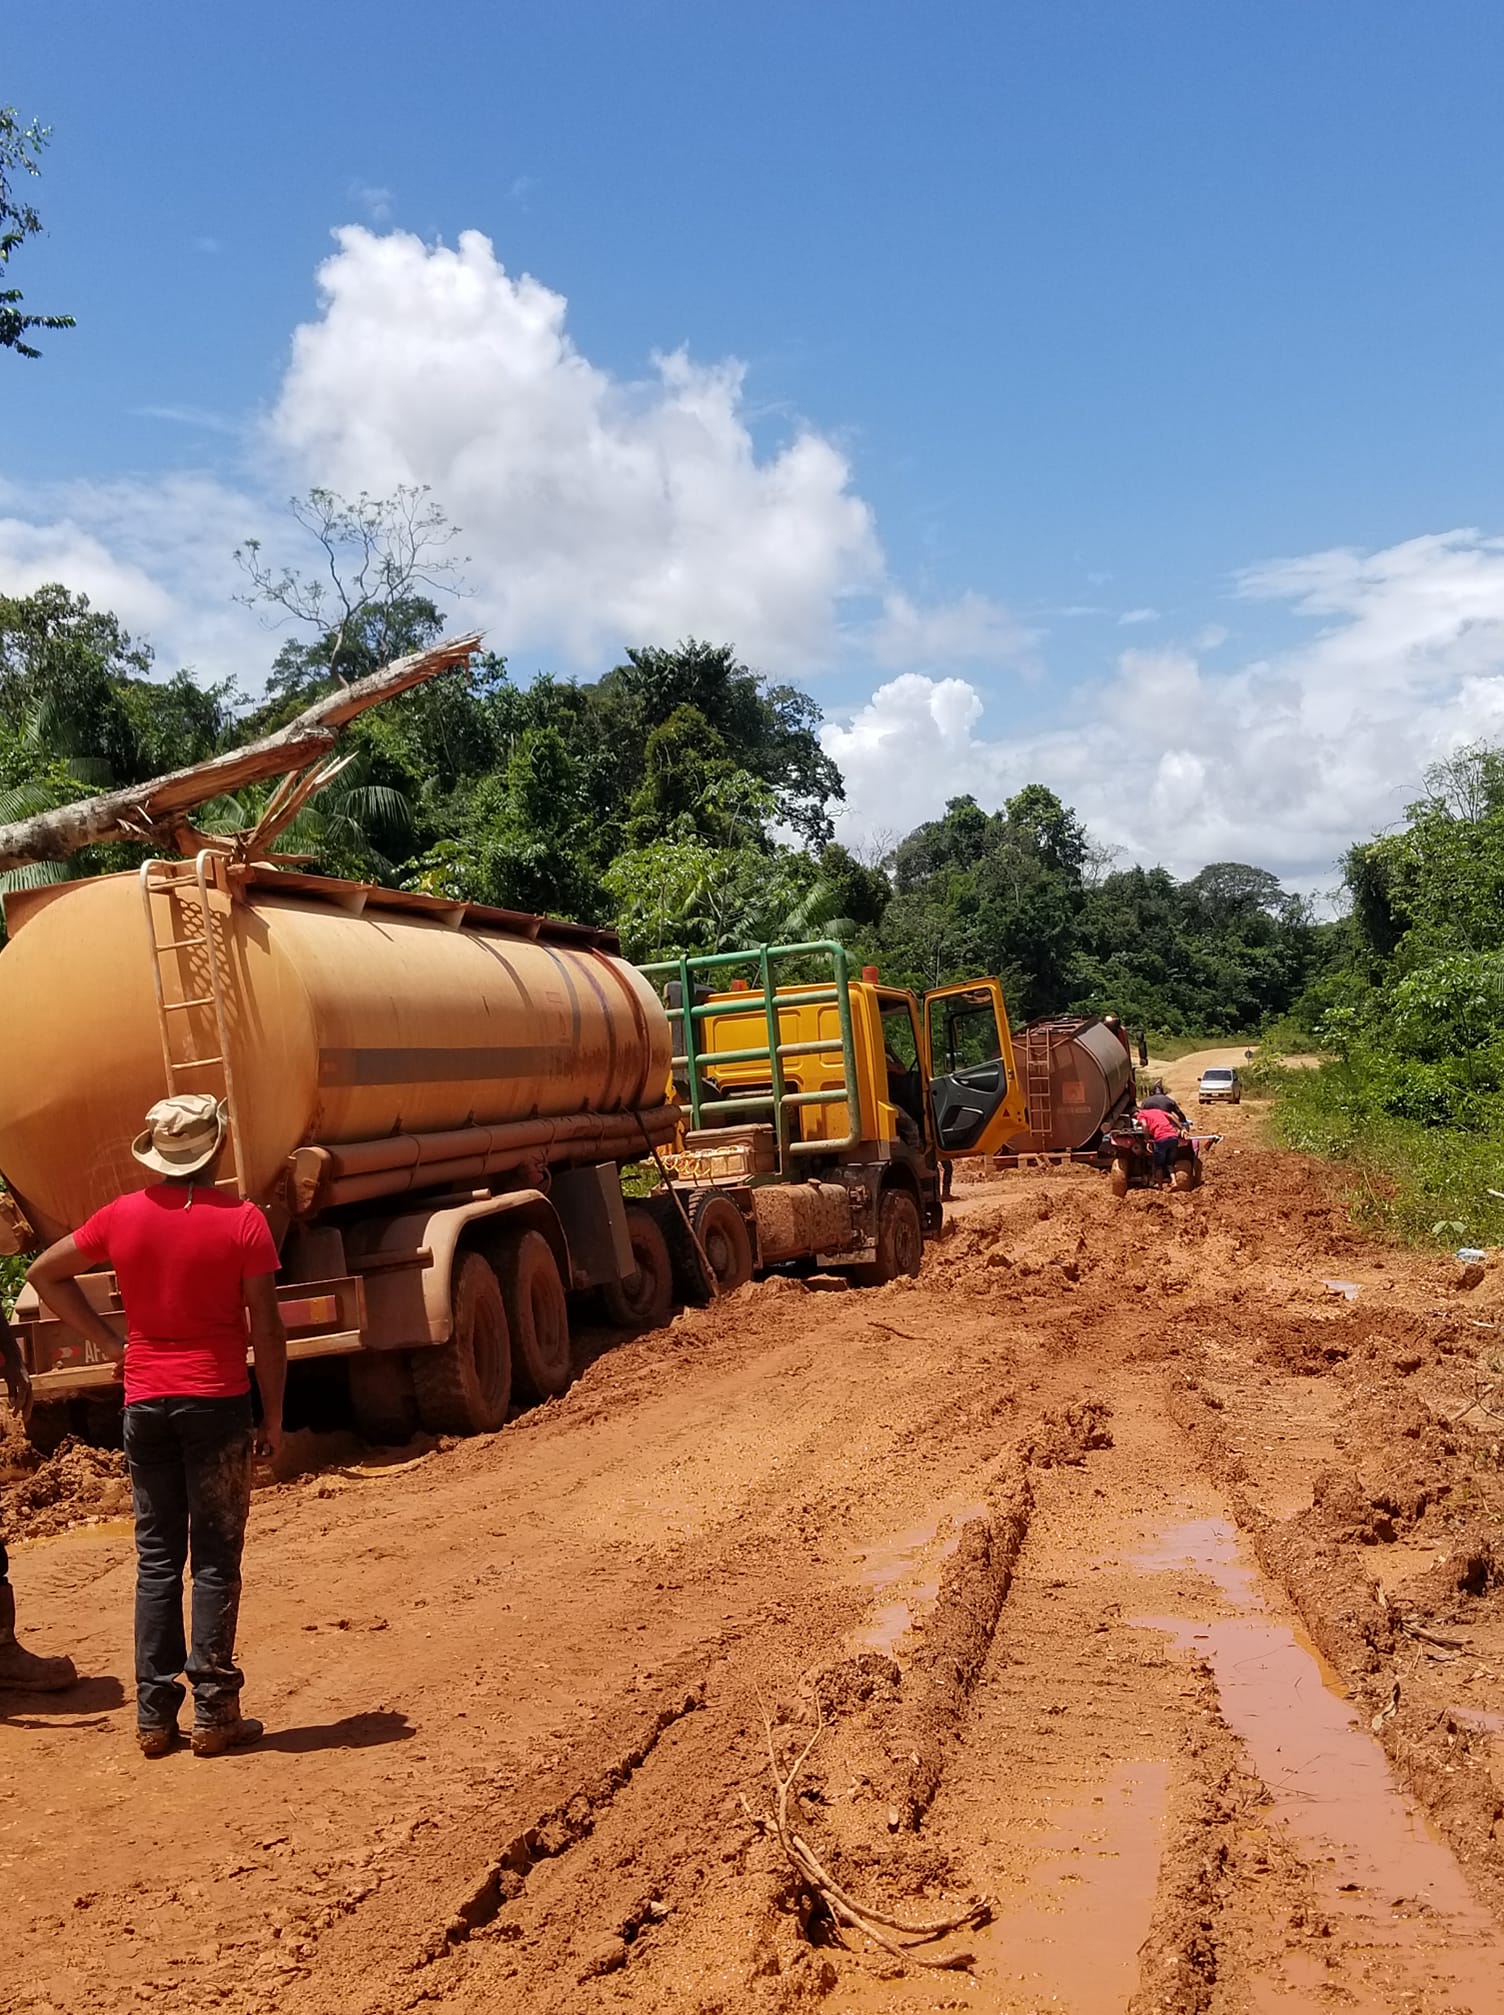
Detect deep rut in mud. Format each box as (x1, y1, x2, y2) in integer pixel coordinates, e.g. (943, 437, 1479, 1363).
(8, 1115, 1504, 2014)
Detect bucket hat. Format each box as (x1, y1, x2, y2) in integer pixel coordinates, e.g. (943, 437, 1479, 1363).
(131, 1094, 226, 1177)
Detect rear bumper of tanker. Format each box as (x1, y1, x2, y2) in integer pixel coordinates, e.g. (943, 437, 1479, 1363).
(15, 1273, 371, 1402)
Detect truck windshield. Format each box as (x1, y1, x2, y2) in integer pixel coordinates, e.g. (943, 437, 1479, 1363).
(881, 1000, 919, 1070)
(931, 994, 1003, 1073)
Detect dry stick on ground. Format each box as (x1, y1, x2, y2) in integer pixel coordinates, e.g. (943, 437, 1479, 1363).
(744, 1689, 988, 1972)
(0, 631, 483, 871)
(1450, 1373, 1504, 1425)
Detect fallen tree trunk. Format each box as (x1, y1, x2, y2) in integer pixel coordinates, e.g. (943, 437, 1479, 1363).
(0, 632, 482, 871)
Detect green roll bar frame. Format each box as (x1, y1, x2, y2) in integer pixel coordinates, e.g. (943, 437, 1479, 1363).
(639, 941, 862, 1173)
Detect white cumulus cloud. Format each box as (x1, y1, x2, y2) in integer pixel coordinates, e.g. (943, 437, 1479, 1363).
(0, 225, 1033, 703)
(824, 529, 1504, 885)
(0, 474, 275, 687)
(267, 226, 899, 672)
(868, 590, 1036, 671)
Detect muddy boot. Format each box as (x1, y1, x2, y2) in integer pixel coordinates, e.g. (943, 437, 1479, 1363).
(0, 1582, 78, 1692)
(191, 1715, 264, 1757)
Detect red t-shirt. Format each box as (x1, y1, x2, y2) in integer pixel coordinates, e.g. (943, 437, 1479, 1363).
(75, 1186, 280, 1404)
(1137, 1104, 1181, 1142)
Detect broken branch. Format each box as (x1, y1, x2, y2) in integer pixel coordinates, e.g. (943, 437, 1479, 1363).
(0, 631, 482, 871)
(749, 1689, 988, 1974)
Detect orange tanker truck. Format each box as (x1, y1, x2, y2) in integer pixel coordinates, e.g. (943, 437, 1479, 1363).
(0, 853, 1037, 1448)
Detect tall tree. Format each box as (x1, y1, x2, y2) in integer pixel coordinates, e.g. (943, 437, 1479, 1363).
(235, 487, 469, 693)
(0, 108, 73, 358)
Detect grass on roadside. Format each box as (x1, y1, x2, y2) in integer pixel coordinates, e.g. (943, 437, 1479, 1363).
(1144, 1031, 1265, 1063)
(1142, 1031, 1259, 1062)
(1258, 1058, 1504, 1250)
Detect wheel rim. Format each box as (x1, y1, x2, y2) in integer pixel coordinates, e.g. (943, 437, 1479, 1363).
(705, 1223, 734, 1275)
(470, 1288, 507, 1409)
(531, 1273, 570, 1377)
(696, 1198, 751, 1290)
(893, 1198, 923, 1274)
(623, 1232, 664, 1318)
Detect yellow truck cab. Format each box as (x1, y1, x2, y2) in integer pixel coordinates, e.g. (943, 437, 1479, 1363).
(647, 943, 1028, 1285)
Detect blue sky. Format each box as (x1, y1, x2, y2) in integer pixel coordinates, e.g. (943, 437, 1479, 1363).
(7, 2, 1504, 880)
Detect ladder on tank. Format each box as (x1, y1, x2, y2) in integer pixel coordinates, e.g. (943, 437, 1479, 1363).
(1025, 1027, 1055, 1151)
(139, 853, 247, 1199)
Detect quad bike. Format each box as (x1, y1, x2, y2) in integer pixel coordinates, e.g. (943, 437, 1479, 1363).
(1103, 1116, 1221, 1197)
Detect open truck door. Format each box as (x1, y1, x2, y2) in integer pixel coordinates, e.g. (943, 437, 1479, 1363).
(922, 978, 1029, 1157)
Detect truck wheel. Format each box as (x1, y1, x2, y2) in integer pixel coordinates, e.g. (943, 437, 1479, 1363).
(851, 1187, 924, 1287)
(690, 1192, 754, 1296)
(1110, 1158, 1129, 1199)
(411, 1251, 512, 1434)
(500, 1228, 573, 1400)
(80, 1395, 124, 1450)
(601, 1207, 674, 1329)
(26, 1400, 72, 1458)
(349, 1351, 418, 1446)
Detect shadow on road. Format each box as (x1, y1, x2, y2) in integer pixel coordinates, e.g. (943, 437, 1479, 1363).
(0, 1672, 128, 1722)
(259, 1707, 414, 1754)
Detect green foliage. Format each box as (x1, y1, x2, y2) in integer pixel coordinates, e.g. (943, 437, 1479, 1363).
(1344, 743, 1504, 973)
(1257, 741, 1504, 1245)
(0, 107, 74, 358)
(1264, 1057, 1504, 1249)
(0, 1248, 26, 1314)
(1069, 861, 1326, 1035)
(0, 538, 1328, 1060)
(235, 487, 466, 694)
(874, 791, 1323, 1033)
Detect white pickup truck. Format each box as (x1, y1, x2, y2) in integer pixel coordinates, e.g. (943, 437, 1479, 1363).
(1197, 1067, 1242, 1105)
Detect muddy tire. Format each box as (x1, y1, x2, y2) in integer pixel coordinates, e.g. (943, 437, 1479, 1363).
(851, 1186, 924, 1288)
(1109, 1158, 1129, 1199)
(349, 1350, 419, 1446)
(690, 1192, 755, 1297)
(1171, 1158, 1195, 1192)
(79, 1395, 124, 1450)
(601, 1207, 675, 1329)
(25, 1400, 72, 1458)
(411, 1251, 512, 1435)
(499, 1228, 573, 1400)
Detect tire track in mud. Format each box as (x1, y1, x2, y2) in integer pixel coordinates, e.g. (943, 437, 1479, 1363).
(11, 1147, 1504, 2015)
(1171, 1369, 1504, 1929)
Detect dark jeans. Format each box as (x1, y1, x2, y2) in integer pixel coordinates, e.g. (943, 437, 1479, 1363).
(123, 1394, 253, 1732)
(1151, 1136, 1179, 1179)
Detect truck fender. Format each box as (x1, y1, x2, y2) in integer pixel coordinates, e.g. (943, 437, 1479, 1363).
(344, 1192, 568, 1350)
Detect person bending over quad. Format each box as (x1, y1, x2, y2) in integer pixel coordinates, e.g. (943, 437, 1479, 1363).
(1135, 1099, 1188, 1184)
(1139, 1080, 1190, 1129)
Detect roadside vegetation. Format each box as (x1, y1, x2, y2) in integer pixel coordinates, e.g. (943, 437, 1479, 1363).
(1251, 744, 1504, 1249)
(6, 492, 1500, 1257)
(0, 489, 1331, 1038)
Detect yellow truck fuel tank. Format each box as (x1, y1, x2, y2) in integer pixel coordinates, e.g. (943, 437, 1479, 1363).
(0, 865, 672, 1244)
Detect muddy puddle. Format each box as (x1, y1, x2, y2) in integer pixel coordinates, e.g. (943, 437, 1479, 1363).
(832, 1761, 1169, 2013)
(12, 1514, 134, 1549)
(1134, 1519, 1504, 2010)
(847, 1499, 989, 1657)
(976, 1761, 1169, 2011)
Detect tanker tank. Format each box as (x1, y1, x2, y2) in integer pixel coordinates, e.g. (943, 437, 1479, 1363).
(0, 865, 674, 1244)
(1020, 1016, 1135, 1153)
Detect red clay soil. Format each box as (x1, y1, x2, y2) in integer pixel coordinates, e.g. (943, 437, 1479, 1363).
(7, 1079, 1504, 2013)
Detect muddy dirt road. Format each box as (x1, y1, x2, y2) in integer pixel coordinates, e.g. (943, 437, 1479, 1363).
(7, 1117, 1504, 2014)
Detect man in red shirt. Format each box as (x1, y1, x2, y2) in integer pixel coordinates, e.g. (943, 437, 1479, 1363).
(29, 1094, 286, 1758)
(1136, 1099, 1187, 1182)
